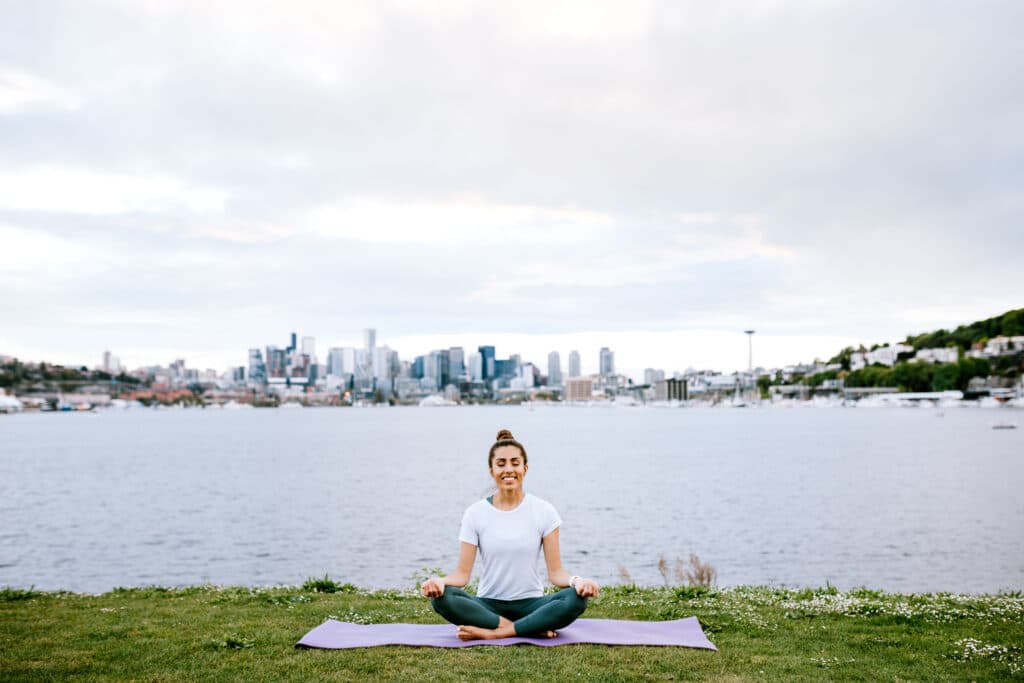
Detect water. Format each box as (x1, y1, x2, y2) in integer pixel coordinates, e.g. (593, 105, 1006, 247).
(1, 405, 1021, 594)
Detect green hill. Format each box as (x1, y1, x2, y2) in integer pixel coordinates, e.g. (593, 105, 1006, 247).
(902, 307, 1024, 351)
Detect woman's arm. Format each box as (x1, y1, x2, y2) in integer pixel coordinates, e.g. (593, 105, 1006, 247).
(420, 542, 477, 597)
(542, 528, 600, 597)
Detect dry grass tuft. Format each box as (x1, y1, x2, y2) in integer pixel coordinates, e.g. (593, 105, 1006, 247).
(617, 564, 634, 585)
(676, 552, 717, 588)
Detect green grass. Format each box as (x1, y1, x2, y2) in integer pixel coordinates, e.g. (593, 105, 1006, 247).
(1, 583, 1021, 681)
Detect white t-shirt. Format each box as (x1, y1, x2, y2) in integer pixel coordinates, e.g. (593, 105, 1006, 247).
(458, 493, 562, 600)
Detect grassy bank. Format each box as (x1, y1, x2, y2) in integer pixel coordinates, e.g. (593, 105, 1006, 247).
(1, 583, 1021, 681)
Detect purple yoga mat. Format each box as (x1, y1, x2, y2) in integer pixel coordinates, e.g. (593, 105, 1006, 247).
(296, 617, 717, 650)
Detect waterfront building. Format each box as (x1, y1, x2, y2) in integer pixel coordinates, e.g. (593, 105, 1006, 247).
(247, 348, 266, 384)
(340, 347, 357, 375)
(565, 377, 593, 402)
(478, 345, 496, 380)
(547, 351, 562, 386)
(423, 350, 449, 390)
(520, 362, 538, 388)
(364, 328, 376, 354)
(667, 377, 687, 401)
(850, 344, 913, 370)
(301, 336, 316, 361)
(326, 348, 344, 376)
(495, 355, 520, 380)
(102, 350, 121, 375)
(468, 352, 483, 381)
(448, 347, 465, 382)
(372, 346, 393, 382)
(599, 347, 614, 376)
(644, 368, 665, 385)
(568, 350, 581, 378)
(914, 347, 959, 364)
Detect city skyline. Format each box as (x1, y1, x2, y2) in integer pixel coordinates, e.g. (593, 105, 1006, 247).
(2, 4, 1022, 376)
(2, 318, 1012, 383)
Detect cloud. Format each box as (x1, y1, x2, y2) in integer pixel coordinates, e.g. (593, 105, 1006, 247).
(0, 65, 81, 113)
(0, 166, 225, 215)
(302, 197, 614, 245)
(0, 2, 1021, 371)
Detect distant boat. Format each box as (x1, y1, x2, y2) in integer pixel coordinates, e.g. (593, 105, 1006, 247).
(992, 423, 1017, 430)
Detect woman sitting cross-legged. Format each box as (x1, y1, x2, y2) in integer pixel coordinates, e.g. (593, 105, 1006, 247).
(420, 429, 600, 640)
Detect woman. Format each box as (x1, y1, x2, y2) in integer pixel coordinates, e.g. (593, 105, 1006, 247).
(420, 429, 600, 640)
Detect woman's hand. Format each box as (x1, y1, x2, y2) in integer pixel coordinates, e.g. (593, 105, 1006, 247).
(420, 576, 446, 598)
(573, 578, 600, 598)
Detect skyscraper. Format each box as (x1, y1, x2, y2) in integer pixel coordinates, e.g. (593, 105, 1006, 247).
(478, 345, 496, 380)
(248, 348, 266, 384)
(568, 350, 581, 378)
(448, 347, 465, 381)
(468, 352, 483, 381)
(102, 350, 121, 375)
(364, 328, 376, 354)
(599, 347, 615, 376)
(327, 348, 345, 376)
(301, 336, 316, 361)
(547, 351, 562, 386)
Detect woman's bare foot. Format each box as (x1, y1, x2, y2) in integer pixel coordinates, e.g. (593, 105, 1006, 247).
(456, 617, 516, 640)
(456, 625, 558, 640)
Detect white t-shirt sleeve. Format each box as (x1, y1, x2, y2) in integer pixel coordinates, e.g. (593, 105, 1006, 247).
(541, 499, 562, 538)
(458, 504, 479, 546)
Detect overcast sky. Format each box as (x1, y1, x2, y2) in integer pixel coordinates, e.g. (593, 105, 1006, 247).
(1, 1, 1021, 378)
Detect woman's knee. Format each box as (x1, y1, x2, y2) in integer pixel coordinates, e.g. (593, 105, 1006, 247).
(429, 586, 465, 614)
(560, 588, 588, 616)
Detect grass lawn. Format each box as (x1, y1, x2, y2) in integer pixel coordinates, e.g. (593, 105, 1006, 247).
(1, 582, 1021, 681)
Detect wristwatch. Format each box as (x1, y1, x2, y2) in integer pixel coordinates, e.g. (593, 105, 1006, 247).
(569, 575, 581, 589)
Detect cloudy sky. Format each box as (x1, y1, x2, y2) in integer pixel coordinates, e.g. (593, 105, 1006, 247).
(1, 1, 1021, 378)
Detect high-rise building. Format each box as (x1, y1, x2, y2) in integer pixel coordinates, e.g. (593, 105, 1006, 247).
(364, 328, 376, 354)
(565, 377, 593, 402)
(599, 347, 615, 376)
(301, 336, 316, 360)
(327, 348, 344, 376)
(372, 346, 393, 382)
(547, 351, 562, 386)
(520, 362, 538, 388)
(422, 350, 449, 390)
(265, 346, 286, 380)
(644, 368, 665, 385)
(568, 350, 581, 378)
(248, 348, 266, 384)
(448, 347, 465, 381)
(102, 350, 121, 375)
(468, 352, 483, 381)
(478, 346, 496, 380)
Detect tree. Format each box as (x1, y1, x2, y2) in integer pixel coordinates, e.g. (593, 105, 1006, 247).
(892, 362, 933, 392)
(956, 357, 991, 392)
(756, 376, 771, 399)
(829, 347, 855, 371)
(931, 363, 960, 392)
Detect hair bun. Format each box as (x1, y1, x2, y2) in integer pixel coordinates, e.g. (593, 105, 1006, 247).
(495, 429, 515, 441)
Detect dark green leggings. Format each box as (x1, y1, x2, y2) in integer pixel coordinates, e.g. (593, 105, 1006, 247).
(430, 586, 587, 636)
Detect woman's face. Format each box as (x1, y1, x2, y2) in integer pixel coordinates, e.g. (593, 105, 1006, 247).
(490, 445, 527, 493)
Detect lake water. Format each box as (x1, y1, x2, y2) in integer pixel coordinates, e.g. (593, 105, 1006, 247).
(1, 405, 1022, 594)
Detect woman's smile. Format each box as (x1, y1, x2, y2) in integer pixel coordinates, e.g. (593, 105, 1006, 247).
(491, 445, 527, 492)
